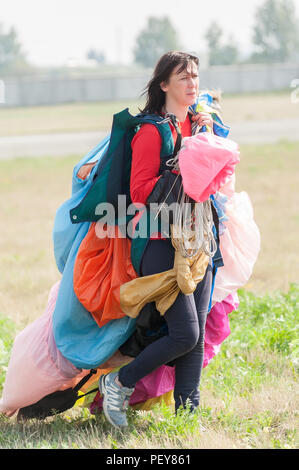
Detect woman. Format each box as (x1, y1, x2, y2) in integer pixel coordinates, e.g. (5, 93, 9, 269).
(0, 52, 259, 423)
(99, 51, 216, 429)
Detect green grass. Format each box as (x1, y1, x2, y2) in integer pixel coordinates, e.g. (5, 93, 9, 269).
(0, 286, 298, 449)
(0, 316, 16, 391)
(202, 285, 299, 396)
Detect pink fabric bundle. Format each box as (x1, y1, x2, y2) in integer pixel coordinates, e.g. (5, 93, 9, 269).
(178, 132, 240, 202)
(203, 292, 239, 368)
(212, 191, 261, 304)
(0, 282, 87, 417)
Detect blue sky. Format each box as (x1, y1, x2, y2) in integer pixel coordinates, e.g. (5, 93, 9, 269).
(1, 0, 299, 66)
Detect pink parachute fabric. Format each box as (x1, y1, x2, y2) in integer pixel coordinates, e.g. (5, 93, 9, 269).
(178, 132, 240, 202)
(211, 177, 261, 305)
(203, 292, 239, 367)
(0, 282, 86, 417)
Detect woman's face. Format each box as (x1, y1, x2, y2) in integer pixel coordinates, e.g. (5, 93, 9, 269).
(160, 60, 199, 107)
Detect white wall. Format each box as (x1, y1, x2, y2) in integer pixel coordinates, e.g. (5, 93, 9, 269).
(1, 63, 298, 107)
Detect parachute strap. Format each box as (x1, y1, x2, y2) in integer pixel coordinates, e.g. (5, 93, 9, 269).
(134, 111, 174, 158)
(73, 368, 97, 392)
(156, 112, 184, 160)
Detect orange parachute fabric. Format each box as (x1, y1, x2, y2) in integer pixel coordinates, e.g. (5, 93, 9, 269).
(73, 222, 137, 328)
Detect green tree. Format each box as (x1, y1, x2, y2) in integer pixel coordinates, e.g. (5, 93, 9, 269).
(0, 24, 27, 73)
(205, 21, 239, 66)
(133, 16, 181, 68)
(250, 0, 299, 63)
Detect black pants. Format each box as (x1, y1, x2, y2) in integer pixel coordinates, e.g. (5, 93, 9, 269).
(118, 238, 213, 412)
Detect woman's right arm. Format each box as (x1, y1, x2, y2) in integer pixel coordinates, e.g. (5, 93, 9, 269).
(130, 124, 162, 206)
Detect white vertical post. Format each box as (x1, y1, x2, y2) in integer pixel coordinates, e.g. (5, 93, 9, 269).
(0, 79, 5, 104)
(290, 78, 299, 104)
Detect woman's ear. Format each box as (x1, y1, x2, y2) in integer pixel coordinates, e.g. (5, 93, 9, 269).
(160, 81, 168, 93)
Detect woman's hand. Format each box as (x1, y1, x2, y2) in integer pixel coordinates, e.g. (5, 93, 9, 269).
(191, 112, 213, 130)
(77, 161, 97, 180)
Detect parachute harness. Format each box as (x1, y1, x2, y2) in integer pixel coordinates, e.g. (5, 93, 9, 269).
(156, 111, 217, 259)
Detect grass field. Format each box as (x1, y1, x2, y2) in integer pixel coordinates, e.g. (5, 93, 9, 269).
(0, 94, 298, 449)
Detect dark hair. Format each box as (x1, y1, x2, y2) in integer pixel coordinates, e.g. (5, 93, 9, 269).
(140, 51, 199, 115)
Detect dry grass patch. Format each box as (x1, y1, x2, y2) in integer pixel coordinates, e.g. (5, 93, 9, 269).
(235, 140, 299, 295)
(0, 91, 296, 137)
(221, 90, 299, 122)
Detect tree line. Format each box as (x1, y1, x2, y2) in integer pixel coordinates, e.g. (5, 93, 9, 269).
(134, 0, 299, 67)
(1, 0, 299, 74)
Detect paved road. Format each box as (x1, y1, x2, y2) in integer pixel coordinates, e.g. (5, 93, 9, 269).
(0, 130, 107, 159)
(228, 118, 299, 145)
(0, 118, 299, 160)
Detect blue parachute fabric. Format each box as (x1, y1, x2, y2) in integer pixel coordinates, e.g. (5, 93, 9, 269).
(210, 193, 228, 236)
(72, 134, 111, 194)
(52, 219, 137, 370)
(53, 134, 110, 274)
(212, 119, 230, 139)
(191, 93, 231, 139)
(197, 92, 213, 106)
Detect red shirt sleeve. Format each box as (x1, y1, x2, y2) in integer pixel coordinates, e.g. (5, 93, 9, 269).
(130, 116, 192, 205)
(130, 123, 162, 205)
